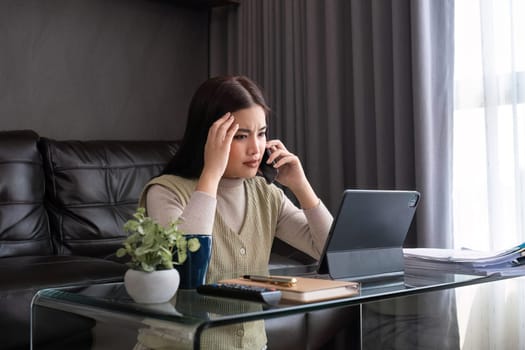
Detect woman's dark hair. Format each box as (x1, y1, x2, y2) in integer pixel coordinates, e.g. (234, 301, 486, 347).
(163, 76, 271, 178)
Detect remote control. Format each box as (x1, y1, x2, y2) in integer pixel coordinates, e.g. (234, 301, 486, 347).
(197, 283, 282, 305)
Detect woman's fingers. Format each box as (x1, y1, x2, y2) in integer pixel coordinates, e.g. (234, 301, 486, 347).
(266, 140, 294, 165)
(266, 139, 287, 152)
(209, 113, 235, 142)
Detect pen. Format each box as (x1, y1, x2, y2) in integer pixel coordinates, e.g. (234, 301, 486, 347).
(243, 275, 297, 287)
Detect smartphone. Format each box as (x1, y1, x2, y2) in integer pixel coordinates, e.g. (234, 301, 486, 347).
(259, 149, 278, 184)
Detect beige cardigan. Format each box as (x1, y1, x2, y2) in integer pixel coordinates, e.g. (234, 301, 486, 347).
(139, 175, 282, 283)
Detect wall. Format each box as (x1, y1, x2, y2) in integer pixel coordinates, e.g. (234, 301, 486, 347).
(0, 0, 209, 140)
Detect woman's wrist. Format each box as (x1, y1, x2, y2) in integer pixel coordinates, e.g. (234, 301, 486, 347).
(290, 181, 319, 210)
(196, 169, 222, 197)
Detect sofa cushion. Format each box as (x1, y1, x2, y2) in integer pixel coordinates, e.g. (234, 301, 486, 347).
(0, 130, 52, 258)
(39, 138, 178, 258)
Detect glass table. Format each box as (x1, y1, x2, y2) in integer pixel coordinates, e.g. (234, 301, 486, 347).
(30, 271, 498, 349)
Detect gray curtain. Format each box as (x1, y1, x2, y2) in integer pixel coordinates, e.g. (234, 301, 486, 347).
(209, 0, 454, 249)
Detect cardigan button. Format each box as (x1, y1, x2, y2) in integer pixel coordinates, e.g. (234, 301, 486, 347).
(239, 247, 246, 255)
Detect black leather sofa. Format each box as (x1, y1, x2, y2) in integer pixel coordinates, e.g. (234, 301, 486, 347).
(0, 129, 357, 349)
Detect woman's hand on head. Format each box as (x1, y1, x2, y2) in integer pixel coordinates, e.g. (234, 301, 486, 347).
(198, 113, 238, 194)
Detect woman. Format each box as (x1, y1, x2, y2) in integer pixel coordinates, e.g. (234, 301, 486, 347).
(138, 75, 333, 349)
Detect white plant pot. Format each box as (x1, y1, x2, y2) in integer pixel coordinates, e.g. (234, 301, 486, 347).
(124, 268, 180, 304)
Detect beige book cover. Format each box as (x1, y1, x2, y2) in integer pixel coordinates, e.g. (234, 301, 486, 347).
(220, 276, 360, 303)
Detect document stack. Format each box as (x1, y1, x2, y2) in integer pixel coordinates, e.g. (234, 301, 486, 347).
(403, 242, 525, 277)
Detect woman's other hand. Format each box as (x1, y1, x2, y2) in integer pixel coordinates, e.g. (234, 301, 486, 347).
(265, 140, 319, 209)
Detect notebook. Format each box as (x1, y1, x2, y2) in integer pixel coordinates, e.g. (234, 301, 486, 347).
(312, 189, 420, 284)
(220, 276, 360, 303)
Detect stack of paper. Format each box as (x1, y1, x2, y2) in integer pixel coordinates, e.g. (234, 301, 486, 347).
(403, 242, 525, 277)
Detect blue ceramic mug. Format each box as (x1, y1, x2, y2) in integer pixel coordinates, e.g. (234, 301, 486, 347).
(175, 234, 212, 289)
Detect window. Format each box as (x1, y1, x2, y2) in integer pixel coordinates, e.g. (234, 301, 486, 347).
(453, 0, 525, 251)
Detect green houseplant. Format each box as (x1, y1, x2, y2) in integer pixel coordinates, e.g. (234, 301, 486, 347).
(116, 207, 201, 303)
(117, 207, 201, 271)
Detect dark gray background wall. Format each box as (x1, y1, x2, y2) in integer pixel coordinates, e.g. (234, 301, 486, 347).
(0, 0, 209, 140)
